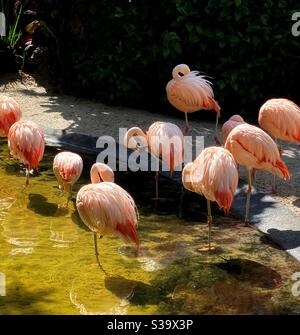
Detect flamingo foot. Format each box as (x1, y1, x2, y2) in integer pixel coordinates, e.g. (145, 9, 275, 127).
(197, 245, 215, 252)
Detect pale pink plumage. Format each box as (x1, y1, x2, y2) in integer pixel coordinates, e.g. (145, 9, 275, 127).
(222, 115, 245, 144)
(258, 98, 300, 143)
(124, 121, 184, 174)
(182, 147, 238, 214)
(166, 64, 220, 115)
(8, 121, 45, 182)
(76, 163, 139, 248)
(224, 123, 290, 179)
(53, 151, 83, 193)
(0, 95, 22, 137)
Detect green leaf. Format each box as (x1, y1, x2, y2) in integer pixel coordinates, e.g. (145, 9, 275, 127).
(219, 40, 226, 48)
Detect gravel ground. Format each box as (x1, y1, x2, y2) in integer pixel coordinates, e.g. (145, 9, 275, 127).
(1, 72, 300, 217)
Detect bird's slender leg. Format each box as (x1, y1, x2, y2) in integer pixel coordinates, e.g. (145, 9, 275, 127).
(184, 112, 189, 134)
(272, 175, 277, 194)
(198, 199, 214, 252)
(67, 185, 72, 206)
(93, 233, 108, 276)
(178, 186, 184, 219)
(244, 168, 252, 225)
(251, 168, 257, 181)
(153, 171, 160, 211)
(271, 138, 281, 194)
(155, 171, 159, 199)
(207, 199, 212, 250)
(25, 166, 30, 187)
(214, 115, 221, 145)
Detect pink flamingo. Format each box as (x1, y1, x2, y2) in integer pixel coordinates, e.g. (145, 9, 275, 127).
(182, 146, 238, 251)
(124, 121, 184, 199)
(76, 162, 139, 270)
(259, 98, 300, 191)
(0, 95, 22, 137)
(259, 98, 300, 144)
(8, 120, 45, 186)
(53, 151, 83, 204)
(224, 123, 290, 224)
(166, 64, 221, 138)
(222, 115, 245, 144)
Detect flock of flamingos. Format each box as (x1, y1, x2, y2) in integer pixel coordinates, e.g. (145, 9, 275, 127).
(0, 63, 299, 265)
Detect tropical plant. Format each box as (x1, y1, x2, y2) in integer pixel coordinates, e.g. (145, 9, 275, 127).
(9, 0, 300, 120)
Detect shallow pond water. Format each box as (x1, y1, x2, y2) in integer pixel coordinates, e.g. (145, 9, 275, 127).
(0, 139, 300, 315)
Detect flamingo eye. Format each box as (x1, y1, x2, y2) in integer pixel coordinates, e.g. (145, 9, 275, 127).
(178, 72, 184, 77)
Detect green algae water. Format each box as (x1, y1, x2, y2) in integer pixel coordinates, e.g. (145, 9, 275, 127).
(0, 139, 300, 315)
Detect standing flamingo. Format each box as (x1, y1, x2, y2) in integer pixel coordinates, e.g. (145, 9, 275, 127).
(76, 162, 139, 271)
(224, 123, 290, 224)
(222, 115, 245, 144)
(166, 64, 221, 138)
(0, 96, 22, 137)
(8, 120, 45, 186)
(182, 147, 238, 251)
(124, 121, 184, 199)
(259, 98, 300, 191)
(53, 151, 83, 204)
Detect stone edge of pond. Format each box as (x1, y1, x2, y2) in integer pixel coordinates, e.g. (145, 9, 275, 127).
(44, 127, 300, 263)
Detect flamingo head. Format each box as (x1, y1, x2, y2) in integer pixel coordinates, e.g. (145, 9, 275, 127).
(124, 127, 148, 150)
(172, 64, 191, 80)
(90, 163, 114, 184)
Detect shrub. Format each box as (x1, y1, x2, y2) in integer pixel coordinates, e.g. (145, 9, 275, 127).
(21, 0, 300, 120)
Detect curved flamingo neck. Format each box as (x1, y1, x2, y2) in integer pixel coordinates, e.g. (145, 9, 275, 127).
(172, 64, 190, 79)
(124, 127, 148, 149)
(90, 163, 114, 184)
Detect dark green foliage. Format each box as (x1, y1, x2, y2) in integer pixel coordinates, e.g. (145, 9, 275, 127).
(23, 1, 300, 120)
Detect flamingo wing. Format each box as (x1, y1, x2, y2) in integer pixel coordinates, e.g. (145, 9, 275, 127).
(189, 147, 238, 212)
(53, 152, 83, 184)
(225, 124, 290, 179)
(148, 122, 184, 169)
(166, 71, 220, 114)
(0, 96, 21, 137)
(76, 182, 139, 247)
(259, 98, 300, 143)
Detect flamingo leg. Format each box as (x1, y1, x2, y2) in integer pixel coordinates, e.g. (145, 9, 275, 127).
(184, 112, 189, 134)
(207, 199, 212, 250)
(25, 166, 30, 187)
(272, 175, 277, 194)
(272, 138, 281, 194)
(178, 186, 184, 218)
(67, 185, 72, 206)
(214, 115, 221, 145)
(244, 168, 252, 225)
(198, 199, 214, 252)
(93, 233, 108, 276)
(251, 168, 257, 181)
(155, 171, 159, 199)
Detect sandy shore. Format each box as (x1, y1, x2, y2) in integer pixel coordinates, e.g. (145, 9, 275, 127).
(1, 72, 300, 217)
